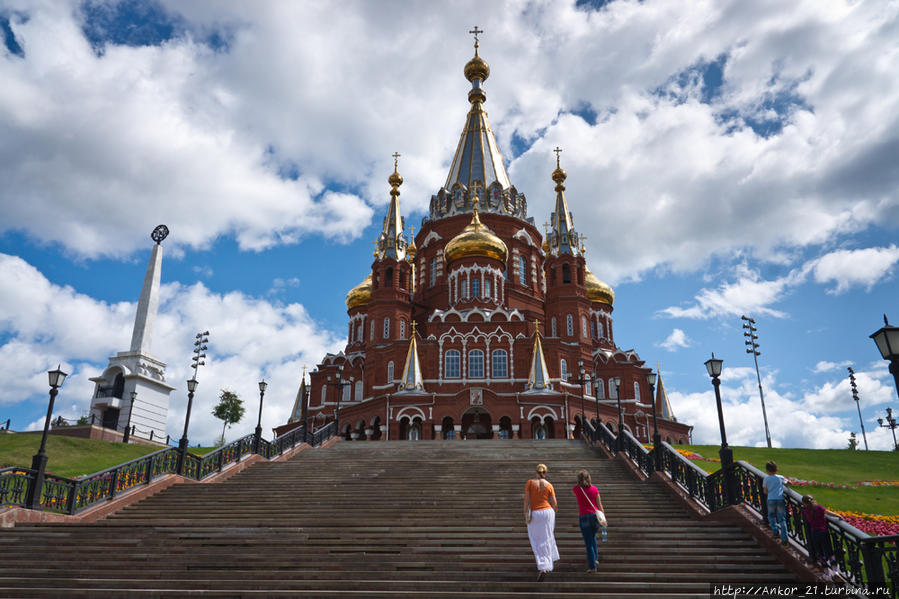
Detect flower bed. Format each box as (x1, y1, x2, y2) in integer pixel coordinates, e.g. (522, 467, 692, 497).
(830, 510, 899, 537)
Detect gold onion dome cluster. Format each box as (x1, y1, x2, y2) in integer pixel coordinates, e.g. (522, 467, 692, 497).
(345, 274, 372, 310)
(585, 267, 615, 306)
(444, 207, 508, 265)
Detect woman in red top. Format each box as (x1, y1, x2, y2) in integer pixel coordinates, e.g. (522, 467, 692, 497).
(572, 469, 605, 573)
(523, 463, 559, 581)
(801, 495, 837, 575)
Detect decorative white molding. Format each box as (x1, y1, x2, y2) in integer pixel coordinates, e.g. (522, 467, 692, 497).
(513, 229, 537, 248)
(419, 231, 443, 250)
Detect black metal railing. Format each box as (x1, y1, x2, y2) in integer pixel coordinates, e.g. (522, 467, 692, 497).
(583, 426, 898, 595)
(0, 421, 337, 516)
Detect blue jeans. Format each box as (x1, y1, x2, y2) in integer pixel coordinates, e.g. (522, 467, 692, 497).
(578, 513, 599, 569)
(767, 499, 788, 542)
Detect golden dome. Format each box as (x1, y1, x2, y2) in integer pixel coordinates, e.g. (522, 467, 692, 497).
(585, 266, 615, 306)
(464, 53, 490, 83)
(444, 207, 508, 266)
(345, 274, 372, 311)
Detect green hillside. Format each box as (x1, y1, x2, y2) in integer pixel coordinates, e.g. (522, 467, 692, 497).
(0, 434, 160, 478)
(675, 444, 899, 515)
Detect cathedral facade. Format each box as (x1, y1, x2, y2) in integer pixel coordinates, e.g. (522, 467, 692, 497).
(290, 39, 692, 444)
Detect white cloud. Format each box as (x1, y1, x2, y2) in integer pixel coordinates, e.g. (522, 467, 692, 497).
(811, 360, 852, 374)
(1, 1, 897, 280)
(809, 245, 899, 294)
(659, 264, 799, 319)
(658, 328, 691, 351)
(0, 253, 343, 443)
(668, 364, 898, 450)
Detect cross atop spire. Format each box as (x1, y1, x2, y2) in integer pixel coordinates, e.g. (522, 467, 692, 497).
(553, 146, 562, 168)
(469, 25, 483, 47)
(392, 152, 401, 170)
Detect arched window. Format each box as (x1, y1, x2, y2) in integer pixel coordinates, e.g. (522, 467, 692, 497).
(634, 381, 641, 402)
(387, 361, 394, 383)
(560, 359, 568, 382)
(491, 349, 508, 378)
(610, 380, 618, 399)
(591, 320, 597, 338)
(385, 267, 393, 287)
(598, 322, 605, 338)
(342, 383, 351, 403)
(566, 314, 574, 337)
(562, 263, 571, 284)
(551, 317, 557, 337)
(585, 377, 592, 397)
(445, 350, 461, 378)
(461, 279, 468, 298)
(519, 256, 527, 285)
(429, 258, 437, 287)
(596, 378, 605, 399)
(320, 386, 327, 405)
(471, 278, 480, 298)
(356, 324, 363, 342)
(485, 278, 492, 298)
(581, 315, 588, 338)
(469, 349, 485, 378)
(383, 317, 390, 339)
(370, 320, 375, 340)
(400, 320, 406, 340)
(354, 380, 363, 402)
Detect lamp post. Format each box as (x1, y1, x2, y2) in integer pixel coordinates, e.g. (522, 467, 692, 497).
(613, 376, 623, 451)
(253, 379, 267, 454)
(647, 370, 661, 471)
(877, 407, 898, 451)
(25, 366, 68, 509)
(705, 353, 736, 506)
(870, 314, 899, 400)
(177, 330, 208, 475)
(742, 315, 772, 448)
(122, 390, 137, 444)
(848, 367, 868, 450)
(326, 364, 352, 435)
(572, 360, 590, 439)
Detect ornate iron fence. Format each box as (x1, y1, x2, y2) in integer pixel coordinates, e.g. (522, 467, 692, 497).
(0, 421, 335, 516)
(582, 425, 898, 596)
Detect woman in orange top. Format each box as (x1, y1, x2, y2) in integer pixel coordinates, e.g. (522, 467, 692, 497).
(523, 463, 559, 581)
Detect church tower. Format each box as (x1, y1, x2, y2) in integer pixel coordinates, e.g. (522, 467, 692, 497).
(294, 30, 692, 445)
(89, 225, 175, 443)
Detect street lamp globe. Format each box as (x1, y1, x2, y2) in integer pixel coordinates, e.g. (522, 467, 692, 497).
(705, 354, 723, 378)
(48, 365, 68, 389)
(646, 371, 657, 387)
(259, 379, 268, 393)
(186, 378, 199, 393)
(870, 316, 899, 361)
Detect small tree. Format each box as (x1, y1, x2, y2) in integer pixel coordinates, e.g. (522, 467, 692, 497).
(76, 415, 90, 426)
(847, 432, 859, 450)
(51, 415, 69, 427)
(212, 390, 245, 446)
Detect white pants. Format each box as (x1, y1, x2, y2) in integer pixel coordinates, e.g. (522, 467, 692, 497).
(527, 508, 560, 571)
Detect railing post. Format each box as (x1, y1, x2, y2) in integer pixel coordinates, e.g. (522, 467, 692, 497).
(859, 542, 886, 583)
(146, 454, 154, 485)
(66, 481, 77, 515)
(108, 468, 119, 500)
(217, 449, 224, 472)
(149, 430, 154, 442)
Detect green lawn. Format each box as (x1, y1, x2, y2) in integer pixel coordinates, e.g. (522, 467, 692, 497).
(675, 444, 899, 515)
(0, 434, 161, 478)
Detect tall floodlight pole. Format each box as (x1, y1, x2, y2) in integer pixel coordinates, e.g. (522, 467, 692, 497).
(848, 367, 868, 450)
(742, 315, 772, 448)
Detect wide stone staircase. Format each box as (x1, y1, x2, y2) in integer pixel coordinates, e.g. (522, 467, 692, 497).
(0, 440, 798, 597)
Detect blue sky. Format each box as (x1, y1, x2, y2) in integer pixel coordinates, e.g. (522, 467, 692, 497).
(1, 0, 898, 449)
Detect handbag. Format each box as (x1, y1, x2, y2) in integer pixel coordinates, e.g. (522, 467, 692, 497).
(578, 486, 607, 527)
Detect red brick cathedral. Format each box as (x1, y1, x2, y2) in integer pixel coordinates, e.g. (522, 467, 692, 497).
(286, 38, 692, 444)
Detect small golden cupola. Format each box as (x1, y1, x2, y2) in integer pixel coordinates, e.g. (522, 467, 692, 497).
(345, 274, 372, 310)
(443, 197, 508, 265)
(584, 266, 615, 306)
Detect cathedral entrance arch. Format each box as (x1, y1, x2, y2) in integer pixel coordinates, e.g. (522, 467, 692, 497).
(461, 407, 491, 439)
